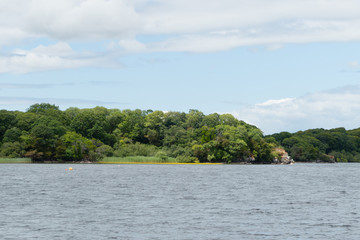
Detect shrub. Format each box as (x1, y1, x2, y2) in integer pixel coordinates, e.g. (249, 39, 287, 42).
(0, 142, 25, 158)
(96, 144, 114, 157)
(176, 155, 198, 163)
(113, 142, 157, 157)
(155, 151, 168, 162)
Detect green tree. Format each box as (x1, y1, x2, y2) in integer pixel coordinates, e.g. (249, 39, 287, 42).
(2, 127, 22, 143)
(56, 132, 104, 162)
(0, 110, 16, 142)
(185, 109, 204, 129)
(202, 113, 220, 128)
(144, 111, 165, 146)
(200, 126, 216, 144)
(14, 112, 39, 131)
(27, 103, 69, 125)
(163, 125, 188, 147)
(115, 109, 146, 143)
(219, 114, 240, 127)
(164, 111, 187, 127)
(27, 103, 60, 113)
(24, 117, 67, 161)
(0, 142, 25, 158)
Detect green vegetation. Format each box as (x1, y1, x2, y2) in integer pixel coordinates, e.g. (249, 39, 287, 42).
(0, 103, 279, 164)
(268, 127, 360, 162)
(0, 158, 31, 163)
(100, 156, 179, 164)
(2, 103, 359, 163)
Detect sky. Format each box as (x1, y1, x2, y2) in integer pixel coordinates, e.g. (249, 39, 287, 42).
(1, 0, 360, 134)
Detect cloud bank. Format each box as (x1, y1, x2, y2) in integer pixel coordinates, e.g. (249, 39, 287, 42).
(233, 86, 360, 134)
(1, 0, 360, 72)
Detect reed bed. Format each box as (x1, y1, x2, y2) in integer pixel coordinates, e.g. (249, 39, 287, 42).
(0, 158, 32, 163)
(100, 156, 179, 164)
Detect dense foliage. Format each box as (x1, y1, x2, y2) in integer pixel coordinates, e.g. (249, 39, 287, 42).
(0, 103, 278, 163)
(268, 128, 360, 162)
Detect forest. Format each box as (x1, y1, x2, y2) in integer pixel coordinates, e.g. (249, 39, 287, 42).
(268, 128, 360, 163)
(0, 103, 359, 163)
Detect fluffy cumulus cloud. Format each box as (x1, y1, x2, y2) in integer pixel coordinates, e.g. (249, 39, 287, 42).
(232, 86, 360, 134)
(1, 0, 360, 72)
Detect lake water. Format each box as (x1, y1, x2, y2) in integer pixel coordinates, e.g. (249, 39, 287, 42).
(0, 163, 359, 240)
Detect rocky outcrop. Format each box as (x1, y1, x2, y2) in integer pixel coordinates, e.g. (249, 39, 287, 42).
(273, 147, 294, 164)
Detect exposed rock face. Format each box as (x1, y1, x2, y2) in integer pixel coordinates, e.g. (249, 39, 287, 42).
(273, 147, 294, 164)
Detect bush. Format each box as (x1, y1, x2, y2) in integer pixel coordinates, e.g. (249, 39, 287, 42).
(96, 144, 114, 157)
(318, 153, 335, 163)
(176, 155, 199, 163)
(55, 131, 100, 162)
(113, 142, 157, 157)
(155, 151, 168, 162)
(0, 142, 25, 158)
(162, 145, 193, 158)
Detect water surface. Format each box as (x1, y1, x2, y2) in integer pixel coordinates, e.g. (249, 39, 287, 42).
(0, 163, 359, 239)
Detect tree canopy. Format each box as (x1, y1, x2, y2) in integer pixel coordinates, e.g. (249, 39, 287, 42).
(268, 127, 360, 162)
(0, 103, 281, 163)
(2, 103, 359, 163)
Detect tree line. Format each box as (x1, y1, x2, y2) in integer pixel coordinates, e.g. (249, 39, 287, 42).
(1, 103, 359, 163)
(0, 103, 279, 163)
(267, 128, 360, 162)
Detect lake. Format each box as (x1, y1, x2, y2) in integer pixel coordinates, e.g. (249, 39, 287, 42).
(0, 163, 359, 239)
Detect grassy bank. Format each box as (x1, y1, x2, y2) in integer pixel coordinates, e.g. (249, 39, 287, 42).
(0, 158, 32, 163)
(99, 156, 222, 164)
(100, 156, 180, 164)
(0, 157, 222, 164)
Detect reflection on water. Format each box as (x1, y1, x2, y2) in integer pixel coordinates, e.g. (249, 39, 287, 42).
(0, 163, 359, 239)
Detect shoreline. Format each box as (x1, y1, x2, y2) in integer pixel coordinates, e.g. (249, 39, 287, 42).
(98, 162, 223, 165)
(0, 162, 224, 165)
(1, 158, 351, 164)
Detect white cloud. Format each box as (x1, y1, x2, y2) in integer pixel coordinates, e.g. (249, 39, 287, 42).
(0, 0, 360, 45)
(137, 0, 360, 52)
(144, 19, 360, 52)
(118, 39, 146, 52)
(2, 0, 360, 71)
(0, 43, 114, 74)
(256, 98, 295, 107)
(13, 42, 74, 57)
(232, 86, 360, 134)
(348, 61, 360, 68)
(24, 0, 142, 40)
(0, 27, 29, 47)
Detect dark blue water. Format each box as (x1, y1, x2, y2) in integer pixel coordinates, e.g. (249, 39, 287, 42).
(0, 163, 359, 239)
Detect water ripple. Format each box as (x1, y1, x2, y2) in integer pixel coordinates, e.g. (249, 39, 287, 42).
(0, 163, 359, 240)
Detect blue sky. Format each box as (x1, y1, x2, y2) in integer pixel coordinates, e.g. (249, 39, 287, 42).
(1, 0, 360, 134)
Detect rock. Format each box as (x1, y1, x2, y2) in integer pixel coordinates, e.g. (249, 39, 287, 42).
(273, 147, 294, 164)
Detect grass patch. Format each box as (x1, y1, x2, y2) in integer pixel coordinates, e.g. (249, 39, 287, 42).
(99, 156, 222, 164)
(0, 158, 32, 163)
(100, 156, 179, 164)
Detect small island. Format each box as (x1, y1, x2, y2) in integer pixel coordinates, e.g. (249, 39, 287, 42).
(0, 103, 359, 164)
